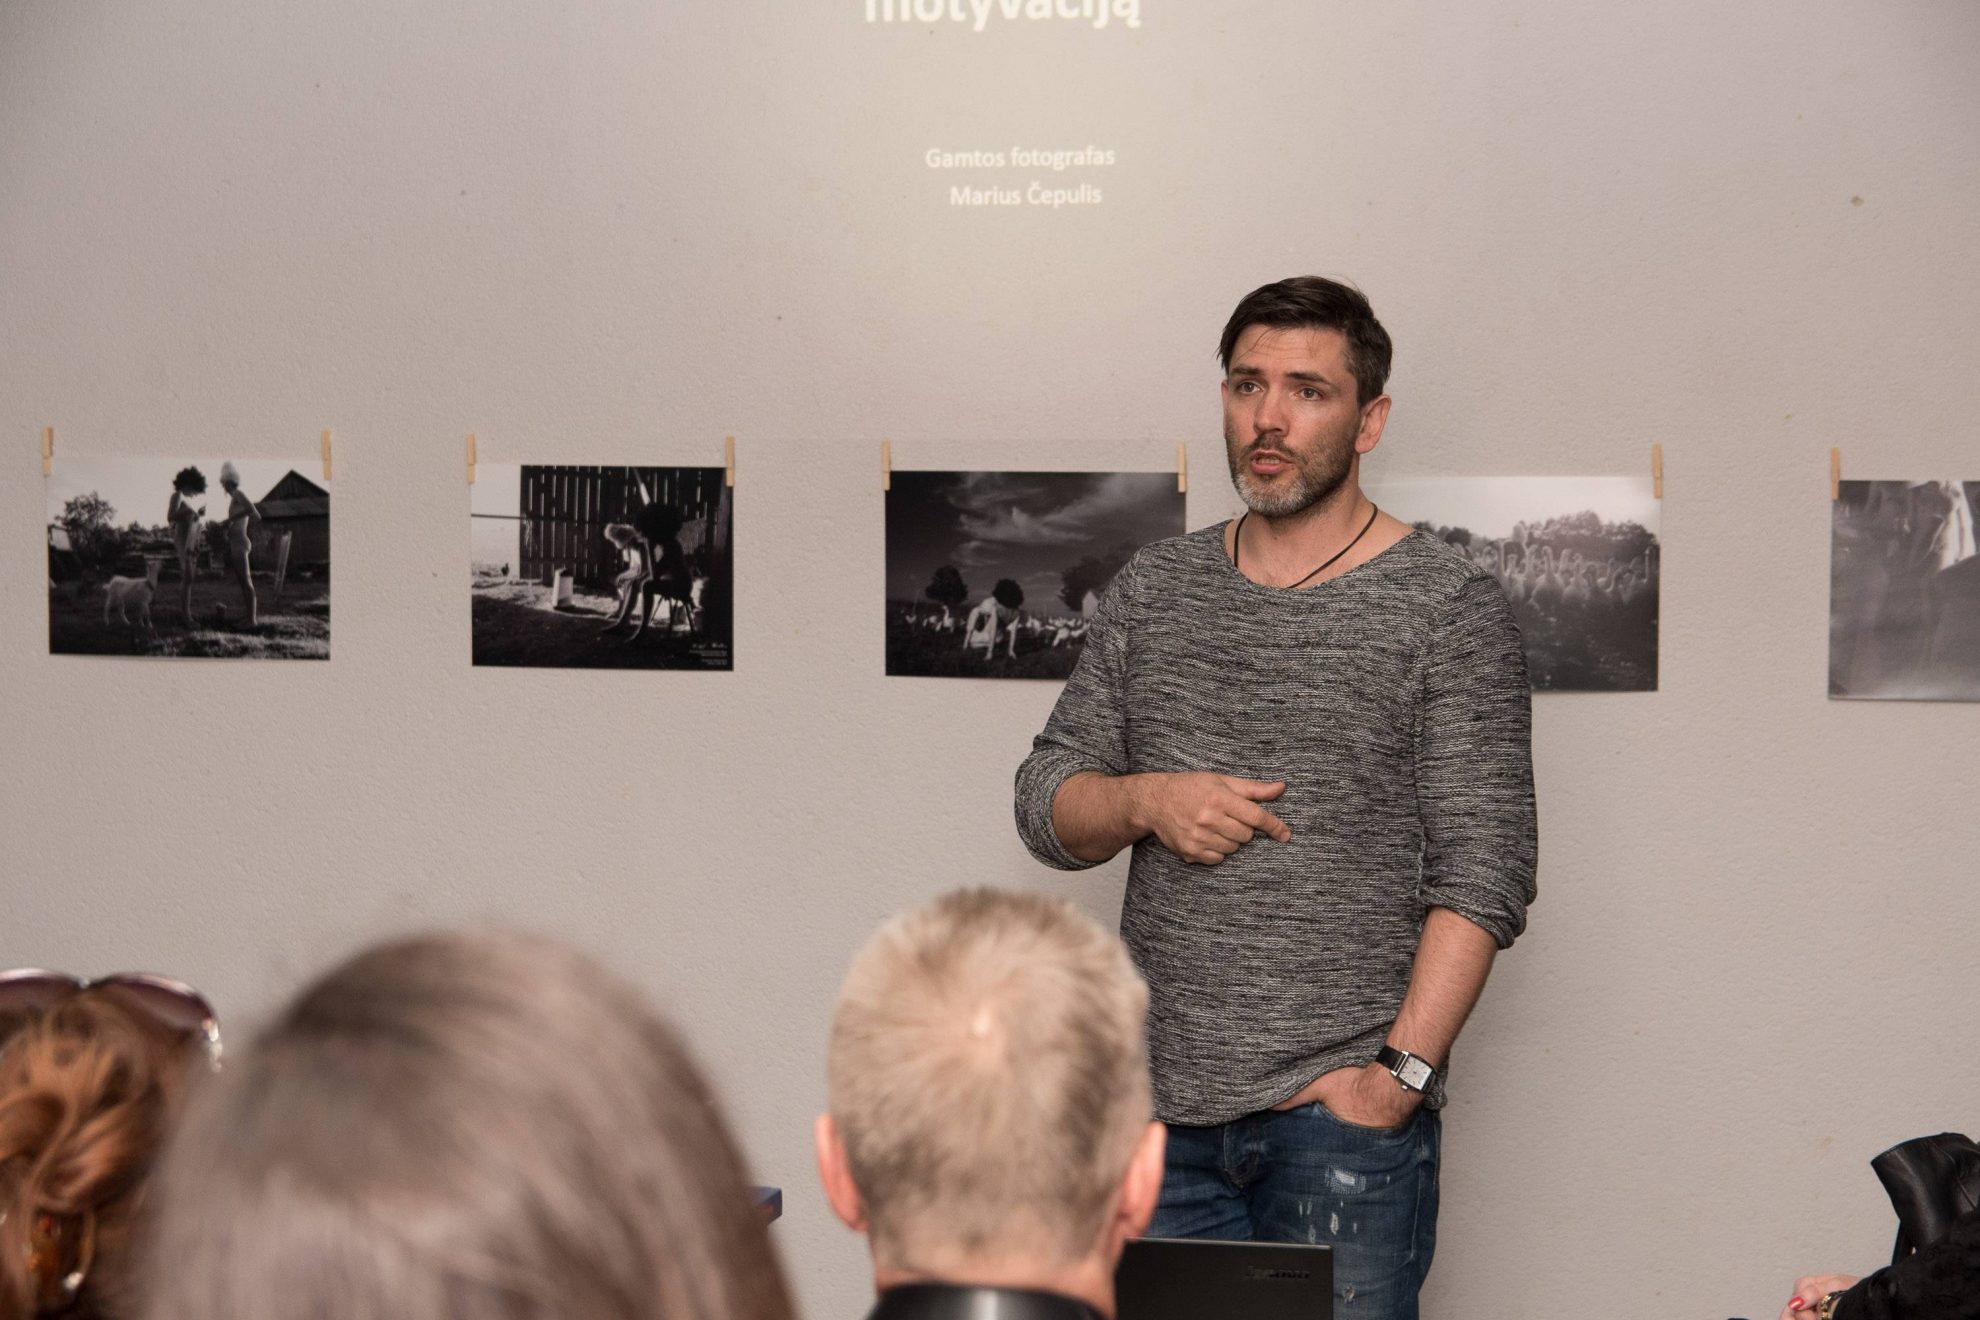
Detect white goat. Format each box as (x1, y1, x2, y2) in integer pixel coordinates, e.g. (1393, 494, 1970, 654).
(103, 559, 164, 639)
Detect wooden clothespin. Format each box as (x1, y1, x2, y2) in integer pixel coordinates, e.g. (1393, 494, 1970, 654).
(1177, 442, 1188, 494)
(467, 433, 478, 485)
(41, 426, 53, 477)
(725, 435, 736, 488)
(881, 439, 892, 492)
(321, 430, 333, 481)
(1830, 447, 1841, 501)
(1651, 444, 1663, 499)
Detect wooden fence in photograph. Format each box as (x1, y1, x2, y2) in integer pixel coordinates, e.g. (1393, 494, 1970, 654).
(515, 466, 729, 587)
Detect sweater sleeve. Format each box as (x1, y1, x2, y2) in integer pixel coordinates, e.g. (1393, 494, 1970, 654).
(1837, 1205, 1980, 1320)
(1414, 572, 1538, 948)
(1013, 555, 1139, 871)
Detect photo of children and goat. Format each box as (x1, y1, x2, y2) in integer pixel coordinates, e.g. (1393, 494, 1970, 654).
(1830, 478, 1980, 702)
(471, 464, 732, 670)
(1366, 475, 1660, 691)
(46, 457, 331, 659)
(885, 469, 1184, 680)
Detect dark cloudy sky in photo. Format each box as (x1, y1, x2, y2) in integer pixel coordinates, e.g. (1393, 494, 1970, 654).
(886, 470, 1184, 616)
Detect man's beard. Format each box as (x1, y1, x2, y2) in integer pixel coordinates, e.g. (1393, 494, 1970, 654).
(1225, 423, 1357, 519)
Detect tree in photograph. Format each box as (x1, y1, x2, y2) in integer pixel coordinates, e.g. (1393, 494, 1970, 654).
(925, 565, 969, 624)
(61, 491, 125, 567)
(1059, 539, 1136, 613)
(1526, 510, 1655, 565)
(61, 491, 114, 530)
(1411, 521, 1473, 550)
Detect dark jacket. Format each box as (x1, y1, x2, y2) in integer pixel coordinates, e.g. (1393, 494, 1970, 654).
(1838, 1204, 1980, 1320)
(868, 1283, 1104, 1320)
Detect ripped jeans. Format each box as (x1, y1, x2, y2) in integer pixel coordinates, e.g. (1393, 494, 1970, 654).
(1146, 1102, 1441, 1320)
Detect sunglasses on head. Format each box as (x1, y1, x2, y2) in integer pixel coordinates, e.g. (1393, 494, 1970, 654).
(0, 969, 222, 1070)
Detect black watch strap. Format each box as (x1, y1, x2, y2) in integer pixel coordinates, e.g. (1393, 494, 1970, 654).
(1375, 1045, 1437, 1093)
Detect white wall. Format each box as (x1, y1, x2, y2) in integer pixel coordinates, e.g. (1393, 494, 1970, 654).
(3, 3, 1976, 1317)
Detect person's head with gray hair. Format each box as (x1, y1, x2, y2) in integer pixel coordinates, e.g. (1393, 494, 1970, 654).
(815, 888, 1164, 1316)
(141, 931, 795, 1320)
(217, 462, 239, 492)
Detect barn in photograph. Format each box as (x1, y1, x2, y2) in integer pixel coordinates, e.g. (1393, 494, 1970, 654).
(256, 470, 331, 572)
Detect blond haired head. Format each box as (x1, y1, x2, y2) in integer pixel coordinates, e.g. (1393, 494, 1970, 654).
(823, 888, 1154, 1274)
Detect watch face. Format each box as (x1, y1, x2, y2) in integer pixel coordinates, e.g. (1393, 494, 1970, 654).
(1396, 1056, 1434, 1091)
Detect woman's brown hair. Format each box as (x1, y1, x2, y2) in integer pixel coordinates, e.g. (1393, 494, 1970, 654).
(142, 932, 794, 1320)
(0, 993, 193, 1319)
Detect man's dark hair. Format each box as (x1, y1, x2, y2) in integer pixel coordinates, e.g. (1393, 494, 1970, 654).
(1217, 276, 1394, 407)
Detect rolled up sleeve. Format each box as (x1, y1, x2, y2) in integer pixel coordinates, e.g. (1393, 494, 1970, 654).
(1013, 557, 1139, 871)
(1414, 573, 1538, 947)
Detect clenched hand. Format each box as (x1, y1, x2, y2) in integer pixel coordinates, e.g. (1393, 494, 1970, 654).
(1138, 773, 1292, 865)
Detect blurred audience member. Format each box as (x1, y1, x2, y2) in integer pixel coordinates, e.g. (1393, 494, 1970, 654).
(1781, 1207, 1980, 1320)
(0, 971, 219, 1320)
(817, 888, 1165, 1320)
(142, 932, 793, 1320)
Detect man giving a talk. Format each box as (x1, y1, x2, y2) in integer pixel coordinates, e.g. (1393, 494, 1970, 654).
(1015, 276, 1537, 1320)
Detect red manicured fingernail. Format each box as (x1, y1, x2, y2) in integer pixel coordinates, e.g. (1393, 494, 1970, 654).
(1789, 1300, 1805, 1311)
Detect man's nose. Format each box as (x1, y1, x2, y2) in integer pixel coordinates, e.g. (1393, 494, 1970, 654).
(1252, 388, 1287, 435)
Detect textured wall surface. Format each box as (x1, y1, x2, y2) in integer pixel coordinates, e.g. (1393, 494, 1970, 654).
(2, 3, 1976, 1317)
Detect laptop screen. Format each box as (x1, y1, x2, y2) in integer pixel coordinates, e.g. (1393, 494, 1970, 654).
(1116, 1237, 1333, 1320)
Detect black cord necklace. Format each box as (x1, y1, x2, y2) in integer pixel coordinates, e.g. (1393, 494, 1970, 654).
(1233, 501, 1381, 589)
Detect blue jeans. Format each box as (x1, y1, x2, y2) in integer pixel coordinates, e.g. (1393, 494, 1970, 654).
(1147, 1102, 1441, 1320)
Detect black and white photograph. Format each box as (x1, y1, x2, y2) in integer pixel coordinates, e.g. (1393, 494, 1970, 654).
(47, 456, 331, 659)
(1830, 479, 1980, 701)
(471, 464, 732, 670)
(1365, 475, 1660, 691)
(885, 469, 1185, 680)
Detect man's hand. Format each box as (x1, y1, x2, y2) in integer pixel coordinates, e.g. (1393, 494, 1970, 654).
(1276, 1063, 1422, 1131)
(1049, 771, 1291, 866)
(1135, 772, 1291, 865)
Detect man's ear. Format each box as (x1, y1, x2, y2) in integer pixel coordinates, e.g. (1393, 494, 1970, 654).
(814, 1112, 867, 1232)
(1118, 1121, 1168, 1240)
(1354, 394, 1392, 454)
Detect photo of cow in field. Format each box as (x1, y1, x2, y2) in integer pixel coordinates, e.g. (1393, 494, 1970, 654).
(885, 469, 1184, 680)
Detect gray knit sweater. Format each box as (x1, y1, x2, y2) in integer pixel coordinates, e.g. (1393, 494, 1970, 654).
(1014, 526, 1537, 1126)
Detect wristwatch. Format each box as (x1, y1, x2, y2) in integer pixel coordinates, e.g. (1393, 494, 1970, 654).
(1375, 1045, 1437, 1094)
(1815, 1291, 1846, 1320)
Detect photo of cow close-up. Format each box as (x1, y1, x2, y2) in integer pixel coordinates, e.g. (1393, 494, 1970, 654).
(1366, 475, 1660, 692)
(1830, 478, 1980, 701)
(47, 456, 331, 660)
(885, 469, 1185, 680)
(471, 464, 732, 670)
